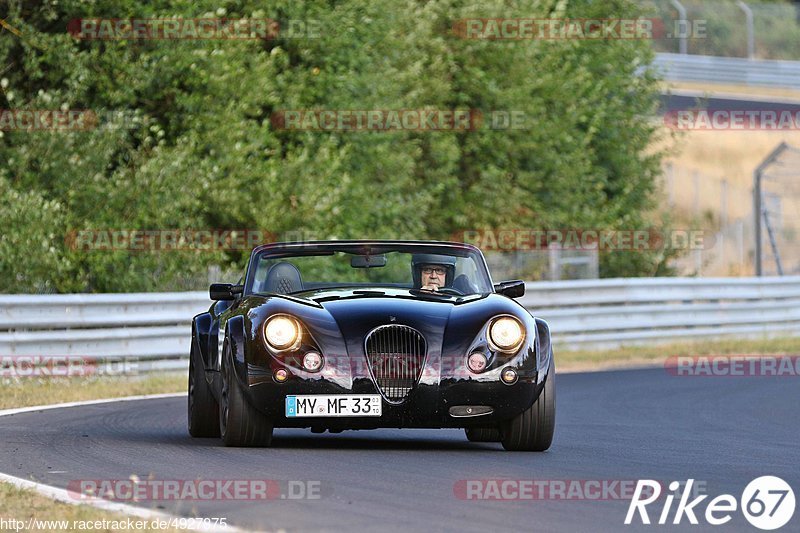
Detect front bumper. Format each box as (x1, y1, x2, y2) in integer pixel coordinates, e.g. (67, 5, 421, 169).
(241, 361, 548, 430)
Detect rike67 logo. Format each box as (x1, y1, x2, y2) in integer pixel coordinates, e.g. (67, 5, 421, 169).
(626, 477, 795, 530)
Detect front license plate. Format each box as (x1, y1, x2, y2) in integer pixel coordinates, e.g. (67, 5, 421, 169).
(285, 395, 382, 417)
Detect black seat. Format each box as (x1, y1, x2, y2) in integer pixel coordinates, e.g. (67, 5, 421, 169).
(263, 262, 303, 294)
(452, 274, 477, 294)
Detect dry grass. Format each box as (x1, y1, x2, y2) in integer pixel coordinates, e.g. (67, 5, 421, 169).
(664, 81, 800, 101)
(0, 484, 188, 533)
(663, 130, 800, 202)
(657, 128, 800, 223)
(659, 81, 800, 222)
(654, 81, 800, 275)
(557, 336, 800, 372)
(0, 373, 185, 410)
(0, 373, 188, 532)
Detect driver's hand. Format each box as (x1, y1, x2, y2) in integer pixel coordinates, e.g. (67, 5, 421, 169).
(421, 284, 439, 292)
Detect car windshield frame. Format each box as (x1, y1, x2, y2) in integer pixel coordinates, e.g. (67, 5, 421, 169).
(244, 240, 494, 296)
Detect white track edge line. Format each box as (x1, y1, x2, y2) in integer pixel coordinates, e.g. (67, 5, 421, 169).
(0, 392, 185, 418)
(0, 470, 250, 533)
(0, 470, 176, 521)
(0, 392, 251, 532)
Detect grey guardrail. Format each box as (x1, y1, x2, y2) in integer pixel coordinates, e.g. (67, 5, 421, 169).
(521, 276, 800, 348)
(1, 277, 799, 369)
(653, 53, 800, 90)
(0, 292, 210, 373)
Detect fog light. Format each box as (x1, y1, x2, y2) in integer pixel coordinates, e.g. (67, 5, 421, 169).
(303, 351, 323, 372)
(501, 367, 518, 385)
(274, 369, 288, 383)
(467, 352, 488, 373)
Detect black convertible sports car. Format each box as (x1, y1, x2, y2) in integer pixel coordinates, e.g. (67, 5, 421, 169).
(188, 240, 555, 451)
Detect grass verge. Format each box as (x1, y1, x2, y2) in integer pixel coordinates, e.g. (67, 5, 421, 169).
(663, 81, 800, 101)
(0, 372, 185, 411)
(0, 373, 191, 532)
(556, 336, 800, 372)
(0, 483, 186, 532)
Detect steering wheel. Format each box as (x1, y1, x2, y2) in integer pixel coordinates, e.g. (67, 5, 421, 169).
(436, 287, 464, 296)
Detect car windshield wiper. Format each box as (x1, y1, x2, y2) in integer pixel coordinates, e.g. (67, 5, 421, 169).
(312, 294, 342, 302)
(311, 290, 386, 303)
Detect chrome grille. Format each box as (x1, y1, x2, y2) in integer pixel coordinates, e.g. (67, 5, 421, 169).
(364, 325, 427, 403)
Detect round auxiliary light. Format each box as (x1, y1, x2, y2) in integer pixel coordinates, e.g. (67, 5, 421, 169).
(274, 368, 289, 383)
(501, 367, 518, 385)
(467, 352, 488, 373)
(489, 316, 524, 352)
(264, 315, 299, 350)
(302, 351, 323, 372)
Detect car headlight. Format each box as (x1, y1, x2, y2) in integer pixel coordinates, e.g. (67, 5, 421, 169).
(488, 316, 525, 352)
(264, 315, 300, 350)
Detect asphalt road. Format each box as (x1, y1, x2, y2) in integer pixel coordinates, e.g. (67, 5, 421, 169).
(660, 92, 800, 114)
(1, 368, 798, 532)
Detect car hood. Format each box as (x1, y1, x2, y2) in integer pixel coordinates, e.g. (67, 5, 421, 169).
(308, 288, 465, 342)
(242, 287, 536, 386)
(272, 287, 525, 361)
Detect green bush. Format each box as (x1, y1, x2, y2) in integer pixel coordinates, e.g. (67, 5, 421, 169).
(0, 0, 667, 292)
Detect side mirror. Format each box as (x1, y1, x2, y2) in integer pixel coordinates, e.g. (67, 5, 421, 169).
(210, 283, 243, 301)
(494, 280, 525, 298)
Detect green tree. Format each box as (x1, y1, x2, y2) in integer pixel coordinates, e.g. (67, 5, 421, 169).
(0, 0, 668, 292)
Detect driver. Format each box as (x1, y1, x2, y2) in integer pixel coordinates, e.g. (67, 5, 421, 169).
(411, 254, 456, 292)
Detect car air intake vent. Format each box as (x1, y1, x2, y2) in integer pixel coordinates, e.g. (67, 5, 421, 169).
(364, 325, 427, 403)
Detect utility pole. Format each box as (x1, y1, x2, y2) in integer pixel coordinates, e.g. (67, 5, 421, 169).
(754, 142, 788, 276)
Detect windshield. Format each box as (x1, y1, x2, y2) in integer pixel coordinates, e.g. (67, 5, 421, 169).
(246, 244, 493, 296)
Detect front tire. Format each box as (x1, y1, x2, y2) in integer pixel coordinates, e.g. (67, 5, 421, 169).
(219, 346, 273, 447)
(465, 427, 501, 442)
(188, 344, 220, 438)
(500, 359, 555, 451)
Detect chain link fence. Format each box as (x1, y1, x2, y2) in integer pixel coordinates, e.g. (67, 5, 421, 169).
(644, 0, 800, 60)
(755, 143, 800, 276)
(484, 248, 600, 282)
(664, 143, 800, 277)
